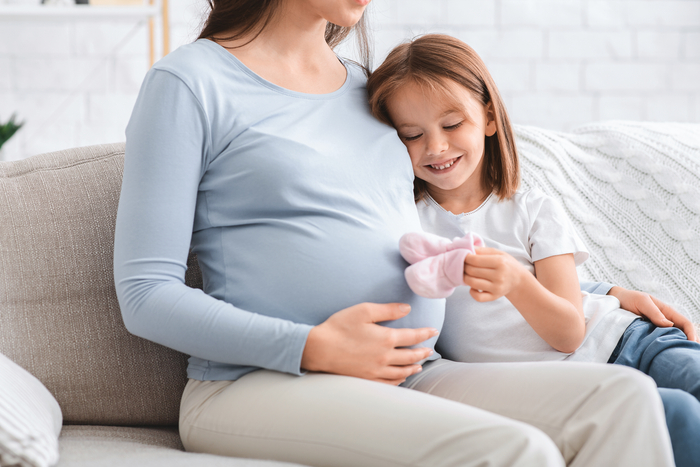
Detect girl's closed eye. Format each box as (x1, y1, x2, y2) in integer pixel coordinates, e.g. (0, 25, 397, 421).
(401, 133, 423, 142)
(400, 122, 463, 142)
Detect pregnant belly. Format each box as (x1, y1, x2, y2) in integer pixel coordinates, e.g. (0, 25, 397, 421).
(193, 222, 445, 334)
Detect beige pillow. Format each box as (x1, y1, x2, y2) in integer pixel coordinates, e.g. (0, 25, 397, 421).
(0, 143, 201, 426)
(0, 352, 61, 467)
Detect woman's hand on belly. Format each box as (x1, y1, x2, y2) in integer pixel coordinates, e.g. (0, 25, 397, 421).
(301, 303, 438, 385)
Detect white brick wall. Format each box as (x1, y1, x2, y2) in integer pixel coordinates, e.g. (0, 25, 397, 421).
(548, 31, 633, 59)
(369, 0, 700, 137)
(688, 32, 700, 57)
(625, 0, 700, 27)
(0, 0, 699, 160)
(584, 62, 667, 91)
(501, 0, 584, 27)
(0, 57, 10, 91)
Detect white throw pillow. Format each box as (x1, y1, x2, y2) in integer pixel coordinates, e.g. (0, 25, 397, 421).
(0, 353, 61, 467)
(516, 122, 700, 322)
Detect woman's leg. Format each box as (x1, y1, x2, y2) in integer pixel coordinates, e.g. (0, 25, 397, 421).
(180, 370, 564, 467)
(610, 319, 700, 400)
(403, 359, 674, 467)
(658, 387, 700, 467)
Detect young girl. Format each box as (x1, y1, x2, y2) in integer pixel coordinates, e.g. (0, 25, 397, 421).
(367, 34, 700, 467)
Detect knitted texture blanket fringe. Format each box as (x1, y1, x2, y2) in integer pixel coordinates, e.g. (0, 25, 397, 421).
(516, 121, 700, 322)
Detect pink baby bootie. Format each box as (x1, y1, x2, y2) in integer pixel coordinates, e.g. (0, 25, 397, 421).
(399, 232, 484, 299)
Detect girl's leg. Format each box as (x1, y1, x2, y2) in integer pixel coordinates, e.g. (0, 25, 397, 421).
(403, 359, 674, 467)
(658, 387, 700, 467)
(610, 319, 700, 400)
(180, 370, 563, 467)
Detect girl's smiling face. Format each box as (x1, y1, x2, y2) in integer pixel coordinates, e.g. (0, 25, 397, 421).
(385, 79, 497, 204)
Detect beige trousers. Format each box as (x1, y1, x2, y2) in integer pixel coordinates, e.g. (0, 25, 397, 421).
(179, 359, 674, 467)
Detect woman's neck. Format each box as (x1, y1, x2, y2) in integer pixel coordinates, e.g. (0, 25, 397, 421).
(213, 6, 347, 94)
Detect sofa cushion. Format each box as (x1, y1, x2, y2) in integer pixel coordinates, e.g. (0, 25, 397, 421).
(57, 426, 304, 467)
(0, 352, 62, 467)
(0, 143, 203, 426)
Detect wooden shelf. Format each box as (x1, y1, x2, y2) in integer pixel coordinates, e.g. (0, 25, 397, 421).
(0, 2, 169, 63)
(0, 4, 160, 20)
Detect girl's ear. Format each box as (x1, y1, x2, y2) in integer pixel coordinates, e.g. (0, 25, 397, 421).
(484, 101, 497, 137)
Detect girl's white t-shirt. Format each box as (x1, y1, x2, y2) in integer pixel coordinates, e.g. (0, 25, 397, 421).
(417, 187, 638, 364)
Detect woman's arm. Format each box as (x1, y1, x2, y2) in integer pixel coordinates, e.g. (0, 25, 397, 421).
(463, 249, 586, 353)
(115, 68, 433, 382)
(115, 68, 312, 374)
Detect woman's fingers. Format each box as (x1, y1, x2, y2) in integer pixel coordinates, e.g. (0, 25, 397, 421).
(387, 347, 433, 366)
(361, 302, 412, 324)
(301, 302, 437, 380)
(391, 327, 439, 348)
(372, 350, 429, 384)
(366, 361, 422, 385)
(379, 363, 422, 381)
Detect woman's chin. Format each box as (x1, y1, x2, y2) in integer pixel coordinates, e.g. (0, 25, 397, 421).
(327, 1, 368, 27)
(331, 14, 365, 28)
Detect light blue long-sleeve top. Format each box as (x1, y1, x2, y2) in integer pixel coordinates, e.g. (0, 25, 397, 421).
(113, 39, 443, 381)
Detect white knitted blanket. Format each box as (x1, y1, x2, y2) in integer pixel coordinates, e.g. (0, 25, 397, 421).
(516, 121, 700, 322)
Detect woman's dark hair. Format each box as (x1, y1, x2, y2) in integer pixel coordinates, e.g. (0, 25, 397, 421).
(197, 0, 372, 72)
(367, 34, 519, 202)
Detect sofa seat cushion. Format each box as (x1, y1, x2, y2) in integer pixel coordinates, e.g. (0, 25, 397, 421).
(0, 143, 204, 426)
(57, 426, 305, 467)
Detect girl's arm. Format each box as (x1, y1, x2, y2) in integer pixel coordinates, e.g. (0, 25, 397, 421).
(464, 249, 586, 353)
(607, 287, 698, 342)
(579, 282, 696, 341)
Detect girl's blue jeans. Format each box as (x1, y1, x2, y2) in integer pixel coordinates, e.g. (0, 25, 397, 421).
(609, 319, 700, 467)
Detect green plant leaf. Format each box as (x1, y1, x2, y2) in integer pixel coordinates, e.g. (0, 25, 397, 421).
(0, 114, 24, 150)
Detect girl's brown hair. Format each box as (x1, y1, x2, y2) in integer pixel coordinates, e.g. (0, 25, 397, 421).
(197, 0, 372, 72)
(367, 34, 519, 201)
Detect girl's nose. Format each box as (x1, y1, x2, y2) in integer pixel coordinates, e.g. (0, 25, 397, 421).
(426, 134, 449, 156)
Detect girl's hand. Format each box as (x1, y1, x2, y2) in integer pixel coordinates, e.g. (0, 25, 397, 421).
(301, 302, 438, 386)
(608, 287, 698, 342)
(463, 247, 529, 302)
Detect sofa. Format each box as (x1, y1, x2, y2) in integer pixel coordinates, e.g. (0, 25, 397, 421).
(0, 121, 698, 467)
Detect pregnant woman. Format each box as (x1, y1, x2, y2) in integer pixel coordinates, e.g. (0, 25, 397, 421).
(113, 1, 675, 466)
